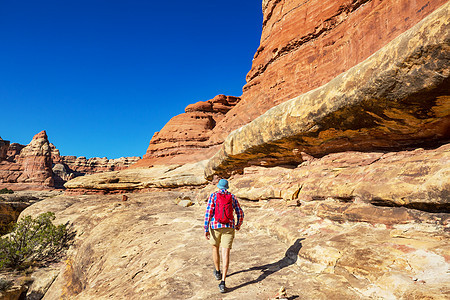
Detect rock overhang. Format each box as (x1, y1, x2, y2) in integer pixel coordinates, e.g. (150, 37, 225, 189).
(205, 2, 450, 179)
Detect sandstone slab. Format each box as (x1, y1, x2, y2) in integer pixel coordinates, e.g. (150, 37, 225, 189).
(64, 160, 209, 192)
(226, 144, 450, 212)
(13, 190, 449, 299)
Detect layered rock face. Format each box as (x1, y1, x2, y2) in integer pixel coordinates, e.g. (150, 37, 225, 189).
(0, 131, 55, 187)
(133, 95, 240, 167)
(131, 0, 447, 169)
(209, 0, 448, 141)
(16, 131, 55, 186)
(59, 156, 141, 174)
(64, 160, 208, 193)
(8, 2, 450, 298)
(206, 3, 450, 178)
(0, 137, 9, 160)
(0, 131, 140, 189)
(227, 144, 450, 212)
(6, 143, 25, 162)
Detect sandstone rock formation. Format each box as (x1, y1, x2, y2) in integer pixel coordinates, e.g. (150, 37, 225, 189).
(130, 0, 448, 169)
(64, 160, 209, 193)
(3, 2, 450, 298)
(206, 3, 450, 178)
(5, 143, 25, 162)
(0, 190, 62, 234)
(133, 95, 240, 167)
(0, 131, 140, 189)
(13, 189, 449, 299)
(209, 0, 449, 143)
(15, 131, 55, 187)
(0, 137, 9, 161)
(59, 156, 141, 174)
(228, 144, 450, 212)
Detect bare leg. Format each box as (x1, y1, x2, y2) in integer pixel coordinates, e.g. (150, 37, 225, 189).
(221, 247, 231, 281)
(212, 245, 220, 271)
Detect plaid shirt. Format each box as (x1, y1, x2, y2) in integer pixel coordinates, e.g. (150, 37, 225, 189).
(204, 189, 244, 233)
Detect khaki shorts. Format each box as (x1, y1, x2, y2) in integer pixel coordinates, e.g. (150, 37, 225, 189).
(208, 228, 235, 249)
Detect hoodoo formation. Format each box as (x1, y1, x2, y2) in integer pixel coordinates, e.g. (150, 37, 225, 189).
(0, 131, 140, 189)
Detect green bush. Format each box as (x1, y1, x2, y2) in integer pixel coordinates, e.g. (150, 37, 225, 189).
(0, 278, 13, 292)
(0, 188, 14, 194)
(0, 212, 74, 270)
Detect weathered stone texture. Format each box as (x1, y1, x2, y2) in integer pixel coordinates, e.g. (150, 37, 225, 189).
(210, 0, 448, 142)
(0, 137, 9, 161)
(6, 143, 25, 162)
(226, 144, 450, 212)
(133, 95, 240, 167)
(60, 156, 141, 174)
(64, 160, 209, 192)
(16, 190, 449, 299)
(206, 3, 450, 178)
(0, 131, 141, 189)
(15, 131, 54, 186)
(131, 1, 447, 169)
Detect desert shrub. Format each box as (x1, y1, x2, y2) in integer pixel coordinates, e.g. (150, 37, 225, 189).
(0, 212, 74, 270)
(0, 188, 14, 194)
(0, 278, 13, 292)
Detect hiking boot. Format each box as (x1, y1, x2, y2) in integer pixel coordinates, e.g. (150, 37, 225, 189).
(219, 281, 226, 293)
(213, 269, 222, 280)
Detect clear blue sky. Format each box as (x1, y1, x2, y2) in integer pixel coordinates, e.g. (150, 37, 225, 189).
(1, 0, 262, 159)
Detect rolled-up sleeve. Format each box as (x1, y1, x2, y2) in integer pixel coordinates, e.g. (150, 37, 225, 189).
(204, 193, 215, 232)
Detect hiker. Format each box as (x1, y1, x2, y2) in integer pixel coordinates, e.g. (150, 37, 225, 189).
(204, 179, 244, 293)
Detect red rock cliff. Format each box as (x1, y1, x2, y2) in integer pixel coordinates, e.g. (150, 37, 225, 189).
(134, 0, 447, 167)
(210, 0, 448, 139)
(133, 95, 240, 167)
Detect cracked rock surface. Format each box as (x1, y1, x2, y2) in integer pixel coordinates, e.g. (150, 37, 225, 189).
(13, 189, 449, 299)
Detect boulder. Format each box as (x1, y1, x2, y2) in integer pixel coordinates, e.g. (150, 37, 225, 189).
(206, 3, 450, 178)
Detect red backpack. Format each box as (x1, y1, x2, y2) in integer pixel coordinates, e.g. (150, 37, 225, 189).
(214, 192, 234, 224)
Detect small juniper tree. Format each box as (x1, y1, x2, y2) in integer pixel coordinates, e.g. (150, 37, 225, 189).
(0, 188, 14, 194)
(0, 212, 74, 270)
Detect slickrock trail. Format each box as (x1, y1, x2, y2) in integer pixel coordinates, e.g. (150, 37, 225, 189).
(20, 192, 315, 299)
(18, 190, 449, 299)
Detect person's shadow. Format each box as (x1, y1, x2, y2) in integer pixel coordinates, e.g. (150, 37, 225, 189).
(226, 238, 304, 296)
